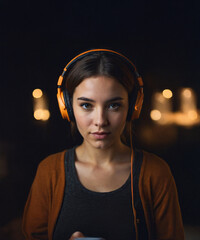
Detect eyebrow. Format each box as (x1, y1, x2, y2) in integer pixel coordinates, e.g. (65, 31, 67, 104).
(77, 97, 124, 103)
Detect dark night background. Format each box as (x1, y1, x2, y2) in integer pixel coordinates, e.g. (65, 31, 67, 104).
(0, 0, 200, 239)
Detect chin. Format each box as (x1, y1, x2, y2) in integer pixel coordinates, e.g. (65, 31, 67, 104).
(91, 140, 114, 150)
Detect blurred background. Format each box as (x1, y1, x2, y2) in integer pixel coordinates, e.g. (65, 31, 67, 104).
(1, 0, 200, 239)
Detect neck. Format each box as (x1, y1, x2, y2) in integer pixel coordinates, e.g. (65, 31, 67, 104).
(76, 140, 131, 166)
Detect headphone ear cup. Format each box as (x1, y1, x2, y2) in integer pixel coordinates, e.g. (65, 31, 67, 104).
(131, 88, 144, 120)
(57, 88, 74, 122)
(63, 89, 75, 122)
(57, 88, 71, 121)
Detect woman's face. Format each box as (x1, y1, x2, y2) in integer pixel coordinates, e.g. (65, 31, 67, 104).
(72, 76, 129, 150)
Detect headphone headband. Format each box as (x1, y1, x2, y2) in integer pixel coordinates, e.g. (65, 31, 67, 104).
(57, 49, 143, 87)
(57, 49, 144, 121)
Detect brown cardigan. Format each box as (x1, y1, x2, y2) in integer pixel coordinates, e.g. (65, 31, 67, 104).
(22, 150, 185, 240)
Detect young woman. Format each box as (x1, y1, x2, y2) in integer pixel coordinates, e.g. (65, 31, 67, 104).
(22, 49, 185, 240)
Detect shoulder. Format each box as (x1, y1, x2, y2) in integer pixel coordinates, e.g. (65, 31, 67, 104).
(140, 150, 178, 204)
(141, 150, 173, 182)
(32, 150, 68, 188)
(38, 150, 67, 170)
(35, 150, 68, 181)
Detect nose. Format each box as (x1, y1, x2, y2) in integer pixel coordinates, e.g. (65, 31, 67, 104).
(94, 107, 109, 127)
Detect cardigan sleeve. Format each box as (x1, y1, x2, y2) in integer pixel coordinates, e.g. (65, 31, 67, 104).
(153, 174, 185, 240)
(143, 153, 185, 240)
(22, 151, 66, 240)
(22, 159, 52, 240)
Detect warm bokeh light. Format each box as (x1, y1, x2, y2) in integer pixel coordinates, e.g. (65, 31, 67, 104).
(151, 87, 200, 127)
(150, 110, 162, 121)
(32, 89, 43, 98)
(155, 93, 165, 103)
(34, 109, 43, 120)
(182, 88, 192, 98)
(42, 110, 50, 120)
(152, 92, 172, 116)
(187, 110, 198, 120)
(34, 109, 50, 121)
(33, 89, 50, 121)
(162, 89, 173, 99)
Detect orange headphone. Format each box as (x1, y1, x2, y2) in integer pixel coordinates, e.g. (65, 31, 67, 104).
(57, 49, 144, 122)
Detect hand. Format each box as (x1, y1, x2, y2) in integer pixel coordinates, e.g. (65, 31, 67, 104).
(69, 231, 85, 240)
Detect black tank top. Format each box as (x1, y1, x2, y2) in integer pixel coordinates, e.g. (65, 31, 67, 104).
(53, 147, 135, 240)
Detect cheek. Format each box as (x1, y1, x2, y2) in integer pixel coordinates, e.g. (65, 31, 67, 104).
(74, 110, 91, 132)
(111, 111, 127, 128)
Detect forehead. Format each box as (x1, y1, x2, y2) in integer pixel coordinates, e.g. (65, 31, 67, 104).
(73, 76, 128, 98)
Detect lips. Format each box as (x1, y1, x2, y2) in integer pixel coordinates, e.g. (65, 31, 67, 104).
(92, 131, 110, 135)
(91, 131, 110, 139)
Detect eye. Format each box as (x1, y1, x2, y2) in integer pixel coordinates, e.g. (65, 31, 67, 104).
(80, 103, 93, 110)
(108, 103, 121, 110)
